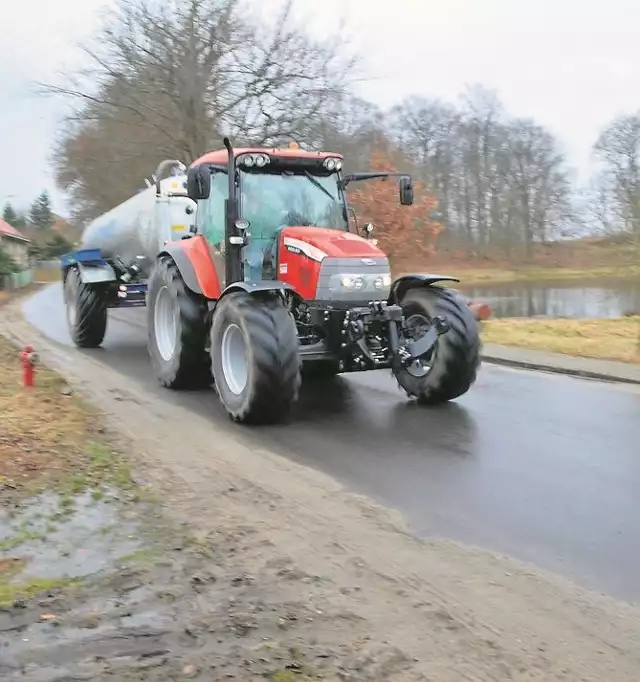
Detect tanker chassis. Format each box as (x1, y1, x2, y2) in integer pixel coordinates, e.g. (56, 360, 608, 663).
(61, 138, 490, 425)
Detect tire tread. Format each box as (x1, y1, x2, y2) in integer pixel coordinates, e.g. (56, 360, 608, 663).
(212, 293, 301, 424)
(67, 270, 107, 348)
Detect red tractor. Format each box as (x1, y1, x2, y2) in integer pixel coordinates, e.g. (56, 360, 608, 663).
(62, 137, 487, 424)
(146, 137, 486, 423)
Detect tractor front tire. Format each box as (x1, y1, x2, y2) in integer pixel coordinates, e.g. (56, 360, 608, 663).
(211, 292, 301, 424)
(393, 286, 481, 405)
(64, 268, 107, 348)
(147, 258, 212, 390)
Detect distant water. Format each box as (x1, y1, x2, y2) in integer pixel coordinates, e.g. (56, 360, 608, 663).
(458, 279, 640, 319)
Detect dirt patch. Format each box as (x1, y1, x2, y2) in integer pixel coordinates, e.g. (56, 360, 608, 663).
(2, 300, 640, 681)
(482, 316, 640, 364)
(2, 486, 340, 681)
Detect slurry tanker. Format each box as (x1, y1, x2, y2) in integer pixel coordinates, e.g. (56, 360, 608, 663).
(61, 139, 490, 424)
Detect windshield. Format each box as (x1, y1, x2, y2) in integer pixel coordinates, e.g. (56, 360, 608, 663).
(240, 170, 348, 240)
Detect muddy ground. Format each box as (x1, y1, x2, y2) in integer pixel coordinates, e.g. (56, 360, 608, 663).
(0, 332, 350, 681)
(2, 298, 640, 681)
(1, 486, 349, 681)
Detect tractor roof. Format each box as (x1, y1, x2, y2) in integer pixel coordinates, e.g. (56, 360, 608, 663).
(191, 147, 343, 167)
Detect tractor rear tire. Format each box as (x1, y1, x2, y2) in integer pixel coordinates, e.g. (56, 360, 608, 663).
(393, 286, 480, 405)
(64, 268, 108, 348)
(147, 258, 212, 390)
(211, 292, 301, 424)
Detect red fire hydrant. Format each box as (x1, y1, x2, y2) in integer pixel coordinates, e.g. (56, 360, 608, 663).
(19, 345, 38, 388)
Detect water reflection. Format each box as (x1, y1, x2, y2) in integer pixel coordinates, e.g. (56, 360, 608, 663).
(460, 279, 640, 319)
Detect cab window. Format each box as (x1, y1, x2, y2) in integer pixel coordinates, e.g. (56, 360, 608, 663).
(198, 171, 228, 245)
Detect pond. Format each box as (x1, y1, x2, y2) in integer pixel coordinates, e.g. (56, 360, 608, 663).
(458, 279, 640, 319)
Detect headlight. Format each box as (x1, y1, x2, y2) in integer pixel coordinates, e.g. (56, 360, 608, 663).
(238, 153, 270, 168)
(341, 275, 365, 289)
(338, 274, 391, 291)
(374, 275, 392, 289)
(323, 156, 343, 172)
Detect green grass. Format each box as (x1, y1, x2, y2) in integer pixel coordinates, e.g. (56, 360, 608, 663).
(0, 576, 79, 607)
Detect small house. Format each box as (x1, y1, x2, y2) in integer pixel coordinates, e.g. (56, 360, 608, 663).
(0, 218, 30, 269)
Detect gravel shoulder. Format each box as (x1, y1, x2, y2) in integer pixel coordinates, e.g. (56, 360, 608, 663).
(2, 299, 640, 681)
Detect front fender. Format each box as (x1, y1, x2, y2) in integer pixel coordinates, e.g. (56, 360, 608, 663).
(388, 273, 460, 305)
(221, 280, 294, 298)
(210, 280, 294, 311)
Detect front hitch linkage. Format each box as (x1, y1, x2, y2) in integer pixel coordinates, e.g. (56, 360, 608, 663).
(400, 315, 449, 366)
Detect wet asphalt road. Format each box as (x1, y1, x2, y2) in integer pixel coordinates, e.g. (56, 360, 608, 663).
(22, 284, 640, 603)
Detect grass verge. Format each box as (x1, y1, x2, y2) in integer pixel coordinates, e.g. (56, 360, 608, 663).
(482, 317, 640, 364)
(0, 335, 131, 494)
(0, 334, 141, 609)
(0, 283, 42, 308)
(429, 264, 640, 286)
(32, 267, 61, 283)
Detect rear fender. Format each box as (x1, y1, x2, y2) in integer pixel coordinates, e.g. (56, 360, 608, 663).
(388, 274, 460, 305)
(159, 235, 221, 299)
(60, 249, 116, 284)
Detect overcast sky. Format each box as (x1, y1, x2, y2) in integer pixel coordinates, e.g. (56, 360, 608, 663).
(2, 0, 640, 217)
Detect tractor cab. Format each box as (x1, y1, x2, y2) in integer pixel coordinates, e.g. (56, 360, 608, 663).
(187, 140, 414, 294)
(188, 142, 353, 287)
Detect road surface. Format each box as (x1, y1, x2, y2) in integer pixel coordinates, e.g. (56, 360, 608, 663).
(23, 283, 640, 603)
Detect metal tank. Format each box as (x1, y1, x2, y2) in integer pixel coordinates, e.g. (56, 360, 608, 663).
(80, 168, 197, 279)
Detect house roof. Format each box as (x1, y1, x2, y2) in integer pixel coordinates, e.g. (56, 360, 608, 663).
(0, 218, 30, 243)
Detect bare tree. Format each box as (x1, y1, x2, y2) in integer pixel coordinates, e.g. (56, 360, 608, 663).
(388, 86, 574, 259)
(584, 171, 618, 235)
(593, 113, 640, 236)
(44, 0, 359, 221)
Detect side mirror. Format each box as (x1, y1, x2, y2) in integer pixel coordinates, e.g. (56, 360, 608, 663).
(186, 164, 211, 201)
(399, 176, 414, 206)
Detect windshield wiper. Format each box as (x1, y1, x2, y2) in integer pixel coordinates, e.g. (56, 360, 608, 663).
(303, 171, 336, 203)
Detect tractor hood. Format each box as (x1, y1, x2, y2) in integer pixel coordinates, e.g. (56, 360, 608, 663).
(281, 226, 386, 260)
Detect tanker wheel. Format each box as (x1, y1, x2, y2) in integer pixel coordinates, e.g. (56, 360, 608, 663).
(211, 291, 301, 424)
(64, 268, 107, 348)
(392, 286, 481, 404)
(147, 258, 212, 390)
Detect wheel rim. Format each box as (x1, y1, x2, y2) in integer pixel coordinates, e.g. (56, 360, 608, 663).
(154, 286, 178, 361)
(404, 312, 437, 378)
(220, 323, 249, 395)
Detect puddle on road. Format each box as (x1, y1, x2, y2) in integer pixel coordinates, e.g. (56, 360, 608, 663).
(0, 488, 142, 585)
